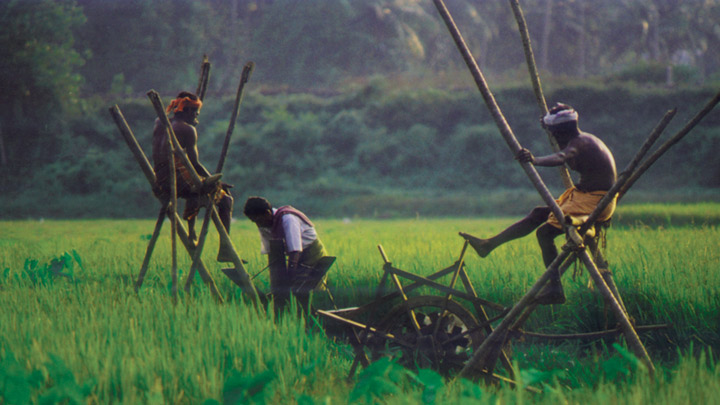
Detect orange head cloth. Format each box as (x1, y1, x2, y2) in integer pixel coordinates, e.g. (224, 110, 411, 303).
(166, 96, 203, 114)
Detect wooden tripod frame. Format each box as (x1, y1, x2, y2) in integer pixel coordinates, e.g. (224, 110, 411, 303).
(108, 58, 259, 303)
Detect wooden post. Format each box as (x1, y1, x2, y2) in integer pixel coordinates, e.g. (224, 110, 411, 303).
(109, 106, 156, 185)
(217, 61, 254, 174)
(166, 100, 179, 304)
(578, 248, 655, 375)
(187, 61, 255, 288)
(196, 55, 211, 101)
(135, 206, 166, 292)
(507, 0, 573, 189)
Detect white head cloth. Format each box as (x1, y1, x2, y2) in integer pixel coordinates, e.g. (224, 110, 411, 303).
(543, 108, 578, 126)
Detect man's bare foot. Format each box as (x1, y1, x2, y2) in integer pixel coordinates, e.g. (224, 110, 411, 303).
(459, 232, 494, 258)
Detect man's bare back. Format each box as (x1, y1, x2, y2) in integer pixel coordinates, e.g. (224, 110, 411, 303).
(544, 132, 617, 192)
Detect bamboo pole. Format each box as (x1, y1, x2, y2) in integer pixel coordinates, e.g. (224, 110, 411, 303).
(186, 62, 255, 289)
(457, 248, 573, 378)
(618, 89, 720, 200)
(510, 251, 578, 331)
(109, 105, 165, 292)
(456, 250, 515, 379)
(217, 61, 254, 174)
(165, 97, 179, 303)
(432, 0, 566, 229)
(196, 55, 211, 101)
(511, 324, 668, 341)
(184, 54, 211, 289)
(172, 211, 224, 302)
(109, 106, 156, 185)
(507, 0, 573, 189)
(209, 204, 259, 301)
(578, 248, 655, 374)
(135, 206, 166, 292)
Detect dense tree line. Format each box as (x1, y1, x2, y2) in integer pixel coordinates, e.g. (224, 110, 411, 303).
(1, 0, 719, 217)
(3, 82, 718, 218)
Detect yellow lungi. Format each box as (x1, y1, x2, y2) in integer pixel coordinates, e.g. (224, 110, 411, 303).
(546, 187, 616, 229)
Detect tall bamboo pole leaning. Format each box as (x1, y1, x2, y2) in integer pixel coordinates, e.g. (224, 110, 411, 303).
(184, 54, 212, 290)
(196, 55, 211, 101)
(185, 62, 255, 293)
(166, 102, 179, 303)
(432, 0, 565, 226)
(507, 0, 573, 189)
(217, 62, 254, 174)
(432, 0, 656, 379)
(109, 106, 164, 292)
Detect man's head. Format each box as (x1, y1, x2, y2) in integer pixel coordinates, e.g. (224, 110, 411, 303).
(166, 91, 202, 126)
(543, 103, 580, 142)
(244, 196, 274, 227)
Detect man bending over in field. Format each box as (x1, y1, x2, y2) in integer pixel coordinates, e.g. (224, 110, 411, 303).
(460, 103, 617, 304)
(152, 91, 235, 262)
(244, 196, 332, 311)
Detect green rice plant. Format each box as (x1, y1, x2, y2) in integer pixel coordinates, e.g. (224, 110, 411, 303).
(0, 210, 719, 403)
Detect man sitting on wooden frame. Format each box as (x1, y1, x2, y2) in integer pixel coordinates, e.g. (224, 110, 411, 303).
(460, 103, 617, 305)
(151, 91, 235, 262)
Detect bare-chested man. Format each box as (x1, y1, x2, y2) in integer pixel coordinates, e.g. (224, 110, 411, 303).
(460, 103, 617, 304)
(152, 91, 235, 262)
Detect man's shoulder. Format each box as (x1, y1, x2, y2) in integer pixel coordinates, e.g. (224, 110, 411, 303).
(171, 119, 195, 131)
(576, 132, 606, 147)
(281, 212, 302, 224)
(171, 119, 197, 139)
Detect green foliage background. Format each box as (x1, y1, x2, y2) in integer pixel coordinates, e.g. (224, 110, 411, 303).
(1, 0, 720, 219)
(2, 82, 719, 219)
